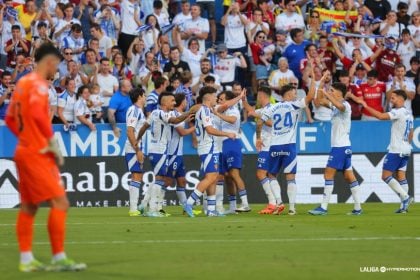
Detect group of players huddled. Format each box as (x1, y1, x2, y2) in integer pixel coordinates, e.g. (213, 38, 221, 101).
(124, 71, 414, 218)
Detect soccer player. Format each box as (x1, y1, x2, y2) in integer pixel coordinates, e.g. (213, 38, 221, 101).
(5, 43, 86, 272)
(242, 86, 277, 214)
(213, 91, 250, 213)
(308, 83, 363, 216)
(137, 92, 193, 217)
(356, 89, 413, 213)
(183, 86, 236, 217)
(261, 83, 315, 215)
(125, 88, 147, 216)
(168, 94, 195, 206)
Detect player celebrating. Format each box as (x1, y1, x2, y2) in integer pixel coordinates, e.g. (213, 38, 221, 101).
(137, 92, 192, 217)
(242, 86, 277, 214)
(168, 94, 195, 207)
(183, 86, 236, 217)
(261, 83, 315, 215)
(356, 89, 413, 213)
(125, 88, 147, 216)
(308, 83, 363, 216)
(5, 43, 86, 272)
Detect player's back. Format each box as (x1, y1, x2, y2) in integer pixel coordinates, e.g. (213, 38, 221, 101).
(221, 106, 240, 140)
(168, 110, 184, 156)
(263, 99, 305, 146)
(195, 105, 216, 155)
(8, 72, 51, 152)
(148, 109, 172, 154)
(388, 107, 413, 154)
(330, 101, 351, 147)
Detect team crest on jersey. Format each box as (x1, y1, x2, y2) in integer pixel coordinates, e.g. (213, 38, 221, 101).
(345, 149, 352, 155)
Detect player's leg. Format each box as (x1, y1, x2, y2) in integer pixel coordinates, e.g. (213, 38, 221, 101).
(257, 151, 276, 214)
(382, 153, 411, 212)
(147, 153, 169, 216)
(343, 170, 362, 215)
(17, 203, 43, 272)
(283, 146, 298, 215)
(224, 175, 238, 214)
(309, 167, 336, 215)
(267, 145, 284, 212)
(393, 156, 413, 213)
(125, 153, 144, 216)
(215, 175, 225, 213)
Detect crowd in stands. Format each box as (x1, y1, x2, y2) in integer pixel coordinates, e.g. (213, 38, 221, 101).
(0, 0, 419, 128)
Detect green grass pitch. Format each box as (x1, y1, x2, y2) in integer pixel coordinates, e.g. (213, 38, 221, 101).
(0, 204, 419, 280)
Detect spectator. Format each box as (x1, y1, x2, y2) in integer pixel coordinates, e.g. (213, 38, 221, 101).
(275, 0, 305, 35)
(358, 70, 386, 120)
(58, 48, 74, 79)
(175, 71, 194, 109)
(57, 78, 77, 127)
(5, 25, 31, 71)
(406, 56, 419, 81)
(396, 29, 416, 70)
(16, 0, 37, 40)
(138, 51, 160, 92)
(221, 2, 248, 55)
(407, 11, 420, 57)
(163, 46, 190, 80)
(112, 52, 133, 81)
(145, 76, 168, 115)
(31, 22, 55, 57)
(81, 48, 99, 79)
(180, 4, 209, 53)
(74, 85, 96, 131)
(141, 14, 160, 53)
(268, 57, 296, 102)
(90, 23, 113, 59)
(156, 41, 171, 72)
(89, 84, 104, 123)
(396, 2, 410, 27)
(175, 29, 203, 79)
(60, 60, 89, 90)
(364, 0, 390, 21)
(312, 68, 333, 122)
(53, 4, 81, 45)
(191, 58, 221, 93)
(62, 23, 85, 63)
(249, 31, 270, 83)
(257, 0, 274, 30)
(332, 40, 380, 72)
(283, 28, 309, 80)
(108, 79, 133, 136)
(386, 63, 416, 114)
(305, 9, 324, 44)
(12, 54, 32, 82)
(127, 37, 146, 76)
(92, 57, 119, 113)
(171, 0, 191, 45)
(350, 63, 369, 86)
(317, 35, 336, 73)
(0, 71, 13, 125)
(371, 36, 402, 82)
(74, 0, 95, 42)
(212, 43, 247, 89)
(380, 10, 404, 38)
(119, 0, 142, 56)
(31, 3, 54, 40)
(97, 5, 120, 44)
(153, 0, 170, 28)
(339, 70, 363, 120)
(195, 0, 216, 47)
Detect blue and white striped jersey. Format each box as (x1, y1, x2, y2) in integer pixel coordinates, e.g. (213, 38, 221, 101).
(195, 105, 218, 155)
(125, 105, 146, 153)
(168, 110, 185, 156)
(146, 109, 175, 154)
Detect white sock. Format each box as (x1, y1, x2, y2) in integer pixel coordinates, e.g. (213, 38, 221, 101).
(140, 185, 151, 210)
(321, 180, 334, 210)
(202, 192, 207, 211)
(20, 251, 34, 264)
(187, 189, 203, 206)
(216, 183, 224, 212)
(238, 189, 249, 207)
(384, 176, 408, 201)
(176, 186, 187, 205)
(228, 195, 236, 211)
(287, 179, 297, 211)
(207, 195, 216, 212)
(398, 179, 409, 194)
(149, 184, 161, 212)
(129, 181, 141, 211)
(52, 252, 66, 262)
(158, 186, 166, 211)
(349, 181, 361, 211)
(261, 178, 275, 205)
(269, 179, 282, 205)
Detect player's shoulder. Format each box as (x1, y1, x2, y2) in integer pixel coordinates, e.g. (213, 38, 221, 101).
(19, 73, 49, 96)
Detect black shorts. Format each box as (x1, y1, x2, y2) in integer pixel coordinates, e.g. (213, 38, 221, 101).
(197, 1, 215, 20)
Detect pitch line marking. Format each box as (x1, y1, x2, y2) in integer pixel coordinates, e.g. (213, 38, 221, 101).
(1, 237, 419, 246)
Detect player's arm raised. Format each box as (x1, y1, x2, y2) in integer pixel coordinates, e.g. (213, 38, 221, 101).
(323, 89, 346, 112)
(217, 88, 245, 113)
(212, 107, 237, 124)
(356, 99, 390, 120)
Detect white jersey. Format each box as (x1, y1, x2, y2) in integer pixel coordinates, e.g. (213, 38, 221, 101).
(387, 107, 413, 155)
(214, 56, 241, 84)
(146, 109, 174, 154)
(386, 78, 416, 115)
(57, 91, 76, 122)
(220, 105, 240, 141)
(195, 105, 218, 155)
(74, 98, 92, 125)
(167, 110, 184, 156)
(261, 98, 306, 146)
(331, 101, 351, 147)
(224, 14, 247, 49)
(212, 105, 223, 152)
(255, 104, 273, 152)
(125, 105, 146, 153)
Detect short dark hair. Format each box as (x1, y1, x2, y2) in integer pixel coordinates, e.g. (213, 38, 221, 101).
(71, 23, 82, 32)
(204, 75, 215, 83)
(279, 84, 295, 97)
(305, 43, 317, 52)
(154, 76, 167, 89)
(90, 23, 101, 31)
(100, 57, 110, 64)
(129, 87, 145, 104)
(258, 86, 271, 96)
(1, 71, 12, 78)
(34, 43, 61, 62)
(76, 85, 90, 99)
(199, 86, 217, 100)
(219, 91, 235, 100)
(401, 28, 410, 36)
(153, 0, 163, 9)
(11, 25, 21, 31)
(395, 63, 406, 70)
(392, 89, 407, 100)
(331, 82, 347, 97)
(158, 91, 174, 105)
(397, 2, 408, 10)
(339, 69, 349, 77)
(174, 93, 186, 107)
(367, 70, 378, 78)
(180, 71, 192, 84)
(290, 28, 303, 40)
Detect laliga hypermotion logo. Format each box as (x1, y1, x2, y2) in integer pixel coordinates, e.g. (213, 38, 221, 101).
(0, 159, 20, 208)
